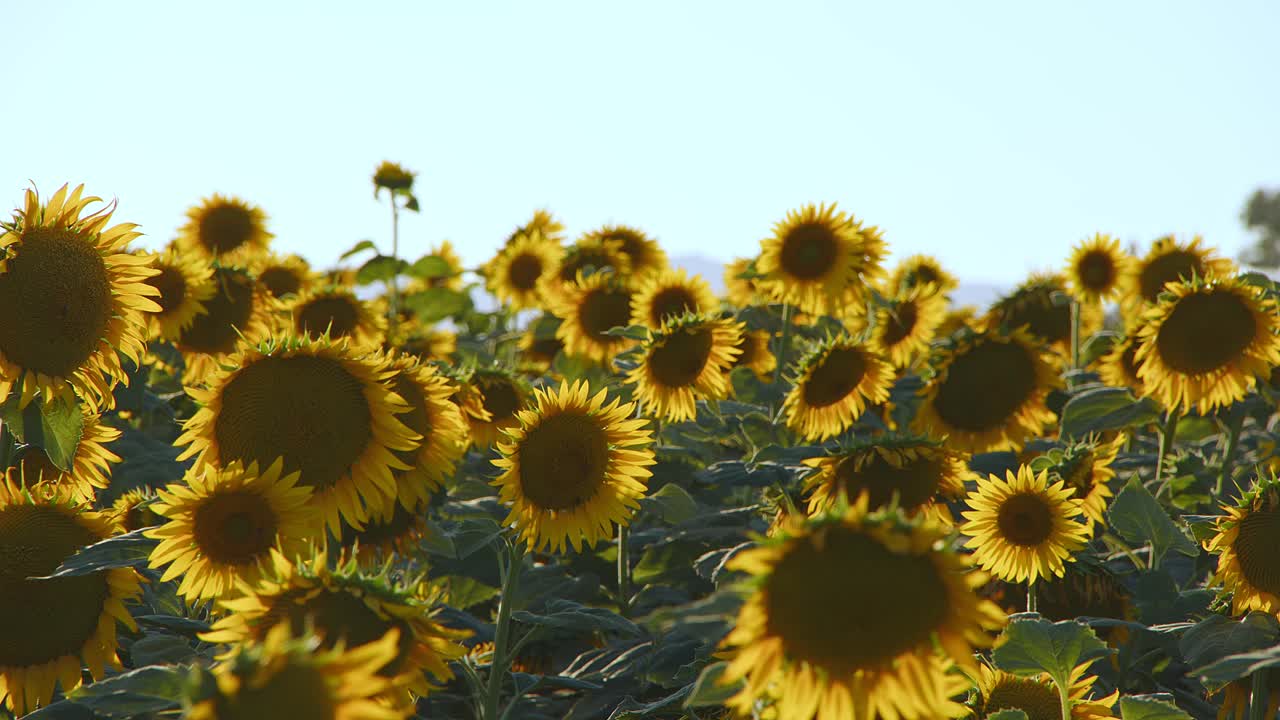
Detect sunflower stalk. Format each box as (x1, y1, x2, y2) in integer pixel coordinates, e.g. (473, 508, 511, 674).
(617, 523, 632, 616)
(1154, 412, 1179, 500)
(773, 303, 792, 387)
(1250, 668, 1270, 720)
(387, 190, 402, 337)
(1217, 411, 1244, 498)
(1068, 298, 1081, 382)
(1026, 578, 1037, 614)
(483, 539, 525, 720)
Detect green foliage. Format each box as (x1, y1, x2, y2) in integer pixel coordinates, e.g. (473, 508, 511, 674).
(1059, 385, 1161, 439)
(1106, 478, 1198, 568)
(0, 391, 84, 472)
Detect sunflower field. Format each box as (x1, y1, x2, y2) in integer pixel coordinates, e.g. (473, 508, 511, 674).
(3, 166, 1280, 720)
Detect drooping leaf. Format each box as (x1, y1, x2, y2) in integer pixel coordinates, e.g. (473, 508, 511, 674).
(406, 254, 455, 279)
(684, 661, 740, 708)
(355, 254, 409, 285)
(66, 665, 186, 717)
(1059, 386, 1160, 439)
(41, 528, 159, 578)
(1106, 478, 1198, 568)
(402, 287, 472, 322)
(513, 598, 643, 637)
(1118, 695, 1193, 720)
(603, 324, 652, 340)
(643, 483, 698, 525)
(1193, 642, 1280, 688)
(339, 239, 378, 260)
(0, 392, 85, 472)
(1179, 613, 1280, 677)
(991, 614, 1112, 693)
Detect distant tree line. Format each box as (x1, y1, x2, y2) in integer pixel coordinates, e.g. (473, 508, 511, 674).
(1240, 188, 1280, 269)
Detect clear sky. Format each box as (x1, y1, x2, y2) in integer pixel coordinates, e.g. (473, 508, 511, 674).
(4, 1, 1278, 286)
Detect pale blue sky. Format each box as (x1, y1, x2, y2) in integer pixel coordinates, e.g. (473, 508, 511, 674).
(3, 1, 1277, 285)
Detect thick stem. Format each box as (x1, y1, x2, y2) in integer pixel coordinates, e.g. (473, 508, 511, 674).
(1217, 412, 1244, 498)
(617, 523, 632, 616)
(1058, 681, 1073, 720)
(773, 303, 793, 386)
(388, 193, 402, 338)
(1026, 577, 1038, 614)
(1249, 668, 1271, 720)
(1069, 299, 1082, 378)
(482, 541, 524, 720)
(1154, 412, 1179, 498)
(0, 421, 12, 470)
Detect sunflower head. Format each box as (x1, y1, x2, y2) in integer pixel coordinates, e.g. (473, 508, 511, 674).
(801, 436, 970, 524)
(0, 184, 160, 410)
(399, 326, 457, 363)
(782, 334, 895, 441)
(546, 271, 638, 364)
(756, 202, 886, 317)
(336, 500, 432, 564)
(1030, 437, 1123, 530)
(290, 287, 387, 348)
(372, 161, 416, 193)
(518, 324, 565, 372)
(724, 257, 761, 308)
(110, 488, 164, 532)
(504, 208, 566, 247)
(541, 237, 633, 303)
(1066, 233, 1128, 304)
(1122, 234, 1236, 315)
(178, 194, 273, 263)
(960, 465, 1091, 583)
(254, 253, 315, 299)
(1206, 475, 1280, 616)
(144, 248, 217, 341)
(913, 328, 1060, 453)
(730, 327, 777, 381)
(718, 502, 1005, 720)
(626, 314, 743, 422)
(410, 241, 464, 291)
(467, 367, 533, 449)
(381, 352, 467, 510)
(485, 231, 559, 311)
(176, 266, 277, 383)
(984, 272, 1101, 353)
(937, 304, 980, 338)
(970, 662, 1118, 720)
(885, 254, 959, 296)
(492, 380, 655, 553)
(583, 224, 667, 277)
(869, 283, 947, 368)
(0, 480, 141, 715)
(630, 267, 719, 329)
(9, 407, 121, 503)
(1098, 333, 1144, 391)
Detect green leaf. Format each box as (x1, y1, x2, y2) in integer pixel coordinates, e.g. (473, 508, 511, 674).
(1, 392, 85, 472)
(66, 665, 186, 717)
(511, 672, 602, 693)
(401, 287, 472, 323)
(128, 632, 198, 665)
(355, 254, 409, 285)
(1118, 695, 1193, 720)
(1179, 613, 1280, 674)
(339, 239, 377, 260)
(42, 528, 159, 578)
(1059, 386, 1160, 438)
(406, 254, 455, 279)
(1193, 642, 1280, 687)
(643, 483, 698, 525)
(991, 615, 1112, 694)
(402, 193, 420, 212)
(684, 661, 740, 708)
(1080, 331, 1120, 367)
(437, 575, 500, 609)
(512, 598, 643, 637)
(604, 324, 652, 340)
(1106, 478, 1198, 568)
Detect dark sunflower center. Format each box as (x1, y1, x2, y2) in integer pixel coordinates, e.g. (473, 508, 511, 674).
(996, 492, 1054, 547)
(13, 445, 63, 485)
(560, 249, 619, 283)
(1076, 250, 1116, 292)
(340, 503, 419, 550)
(507, 253, 544, 291)
(1155, 290, 1256, 374)
(517, 412, 610, 511)
(764, 526, 948, 672)
(296, 296, 361, 341)
(732, 333, 760, 368)
(1233, 506, 1280, 598)
(609, 230, 650, 267)
(648, 328, 715, 388)
(178, 269, 256, 355)
(995, 288, 1069, 345)
(801, 347, 868, 408)
(579, 288, 633, 339)
(214, 355, 373, 492)
(122, 502, 163, 533)
(881, 301, 920, 348)
(834, 452, 943, 511)
(0, 504, 110, 667)
(259, 267, 302, 298)
(192, 490, 279, 565)
(391, 373, 432, 468)
(0, 227, 113, 378)
(779, 223, 839, 280)
(1139, 250, 1203, 303)
(1035, 567, 1130, 621)
(911, 265, 940, 287)
(983, 677, 1061, 720)
(527, 337, 563, 363)
(199, 203, 255, 254)
(932, 338, 1038, 432)
(216, 663, 336, 720)
(149, 265, 188, 315)
(264, 588, 413, 677)
(478, 377, 522, 422)
(1059, 450, 1097, 495)
(648, 287, 699, 326)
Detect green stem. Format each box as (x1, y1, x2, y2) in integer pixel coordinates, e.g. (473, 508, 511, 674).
(1217, 412, 1244, 498)
(1250, 668, 1271, 720)
(482, 541, 524, 720)
(0, 421, 13, 470)
(1154, 412, 1179, 498)
(1058, 680, 1073, 720)
(1026, 577, 1037, 614)
(1069, 299, 1082, 379)
(773, 303, 793, 386)
(387, 193, 402, 338)
(617, 523, 632, 616)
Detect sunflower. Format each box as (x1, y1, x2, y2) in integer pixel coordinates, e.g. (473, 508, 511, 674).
(884, 254, 959, 296)
(938, 305, 980, 338)
(1205, 477, 1280, 616)
(730, 328, 777, 381)
(718, 502, 1005, 720)
(290, 287, 387, 348)
(969, 662, 1118, 720)
(254, 253, 315, 299)
(336, 500, 431, 563)
(583, 224, 667, 277)
(189, 622, 409, 720)
(0, 480, 141, 716)
(630, 267, 719, 330)
(177, 194, 273, 263)
(0, 185, 160, 410)
(1098, 333, 1143, 392)
(1066, 233, 1128, 305)
(756, 203, 886, 317)
(325, 267, 359, 288)
(176, 266, 277, 383)
(382, 352, 467, 510)
(203, 549, 469, 701)
(409, 240, 464, 292)
(110, 488, 163, 532)
(913, 328, 1059, 453)
(1121, 234, 1235, 319)
(960, 466, 1091, 584)
(146, 459, 317, 601)
(625, 314, 742, 422)
(984, 272, 1103, 355)
(143, 248, 216, 341)
(467, 367, 533, 449)
(518, 326, 565, 372)
(540, 237, 633, 303)
(485, 230, 559, 310)
(782, 335, 895, 441)
(1134, 276, 1280, 414)
(399, 326, 457, 362)
(868, 283, 948, 368)
(504, 208, 566, 247)
(1034, 437, 1123, 531)
(546, 271, 637, 364)
(801, 438, 969, 525)
(9, 408, 121, 503)
(492, 379, 655, 553)
(1216, 669, 1280, 720)
(724, 257, 761, 308)
(373, 160, 416, 193)
(176, 335, 421, 533)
